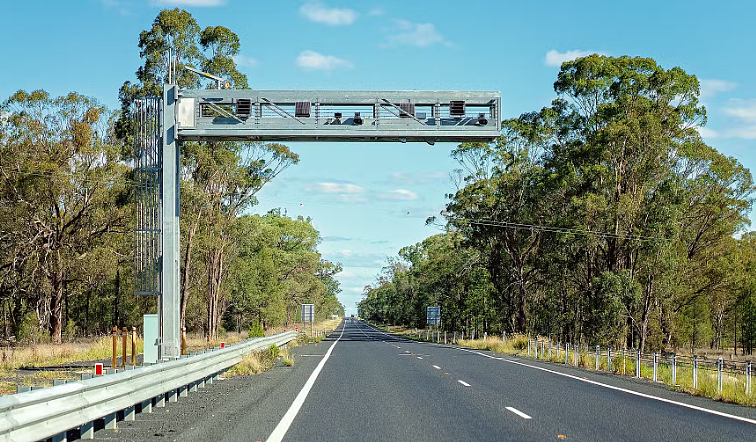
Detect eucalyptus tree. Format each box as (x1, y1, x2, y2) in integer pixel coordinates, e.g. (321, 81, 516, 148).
(118, 9, 298, 339)
(1, 90, 129, 343)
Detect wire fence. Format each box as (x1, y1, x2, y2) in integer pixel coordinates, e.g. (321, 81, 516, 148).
(404, 326, 754, 404)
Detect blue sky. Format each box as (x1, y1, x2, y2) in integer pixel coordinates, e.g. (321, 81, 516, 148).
(2, 0, 755, 315)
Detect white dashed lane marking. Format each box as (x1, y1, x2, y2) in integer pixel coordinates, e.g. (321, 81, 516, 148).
(432, 365, 441, 370)
(506, 407, 532, 419)
(458, 380, 471, 387)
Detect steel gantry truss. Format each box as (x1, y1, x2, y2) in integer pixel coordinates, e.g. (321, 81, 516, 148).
(135, 72, 501, 360)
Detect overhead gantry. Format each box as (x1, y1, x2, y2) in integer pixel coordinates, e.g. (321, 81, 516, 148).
(135, 67, 501, 360)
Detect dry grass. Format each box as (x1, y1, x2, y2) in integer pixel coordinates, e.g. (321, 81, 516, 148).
(226, 344, 294, 376)
(0, 336, 144, 370)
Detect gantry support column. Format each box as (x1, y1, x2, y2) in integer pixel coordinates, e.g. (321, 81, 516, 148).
(160, 84, 181, 360)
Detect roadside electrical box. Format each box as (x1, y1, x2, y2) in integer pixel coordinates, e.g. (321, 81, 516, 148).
(143, 314, 159, 364)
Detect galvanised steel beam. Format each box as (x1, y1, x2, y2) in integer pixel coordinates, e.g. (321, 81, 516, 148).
(175, 89, 501, 143)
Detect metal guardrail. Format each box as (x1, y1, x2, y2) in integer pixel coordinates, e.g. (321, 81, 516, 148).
(0, 330, 298, 442)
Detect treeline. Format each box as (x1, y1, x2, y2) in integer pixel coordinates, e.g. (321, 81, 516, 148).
(359, 55, 756, 355)
(0, 9, 343, 345)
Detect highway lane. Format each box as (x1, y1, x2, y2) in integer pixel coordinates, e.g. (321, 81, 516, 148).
(91, 319, 756, 441)
(273, 320, 756, 442)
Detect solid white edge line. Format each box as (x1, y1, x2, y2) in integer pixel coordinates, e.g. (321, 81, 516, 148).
(455, 347, 756, 426)
(458, 380, 471, 387)
(506, 406, 532, 419)
(266, 321, 346, 442)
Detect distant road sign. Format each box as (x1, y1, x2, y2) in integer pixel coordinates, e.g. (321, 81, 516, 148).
(426, 306, 441, 326)
(302, 304, 315, 323)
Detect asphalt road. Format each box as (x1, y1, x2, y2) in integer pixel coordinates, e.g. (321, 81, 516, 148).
(93, 319, 756, 441)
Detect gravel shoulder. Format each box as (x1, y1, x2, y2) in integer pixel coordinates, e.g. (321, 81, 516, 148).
(88, 336, 337, 442)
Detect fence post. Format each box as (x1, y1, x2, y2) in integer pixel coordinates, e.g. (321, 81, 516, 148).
(636, 350, 641, 379)
(717, 358, 723, 392)
(596, 346, 600, 371)
(121, 327, 128, 369)
(693, 356, 698, 389)
(131, 327, 137, 366)
(574, 343, 578, 367)
(672, 354, 677, 385)
(608, 348, 612, 372)
(653, 352, 658, 382)
(622, 348, 626, 375)
(111, 326, 118, 368)
(747, 361, 751, 395)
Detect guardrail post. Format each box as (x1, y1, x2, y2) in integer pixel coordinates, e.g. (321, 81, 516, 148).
(636, 350, 641, 378)
(141, 398, 152, 413)
(672, 354, 677, 385)
(52, 432, 67, 442)
(155, 393, 166, 408)
(747, 361, 752, 395)
(167, 388, 178, 403)
(653, 352, 658, 382)
(125, 405, 136, 421)
(596, 346, 600, 371)
(717, 358, 723, 392)
(103, 412, 117, 430)
(608, 348, 612, 372)
(693, 356, 698, 389)
(80, 421, 94, 439)
(179, 384, 188, 397)
(112, 326, 118, 368)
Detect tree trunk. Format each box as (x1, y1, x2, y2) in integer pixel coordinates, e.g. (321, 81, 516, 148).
(180, 223, 198, 329)
(49, 251, 64, 344)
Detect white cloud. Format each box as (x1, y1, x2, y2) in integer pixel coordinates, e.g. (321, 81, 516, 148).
(232, 54, 258, 69)
(726, 126, 756, 139)
(299, 1, 358, 25)
(544, 49, 605, 67)
(367, 8, 384, 17)
(102, 0, 132, 16)
(696, 126, 719, 139)
(309, 182, 364, 194)
(384, 20, 448, 48)
(378, 189, 418, 201)
(153, 0, 224, 6)
(699, 79, 737, 99)
(296, 50, 354, 71)
(724, 99, 756, 122)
